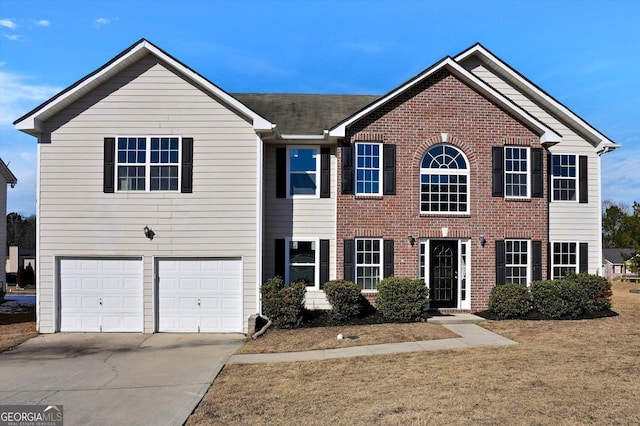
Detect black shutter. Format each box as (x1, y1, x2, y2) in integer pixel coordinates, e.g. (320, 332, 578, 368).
(579, 242, 588, 273)
(341, 145, 354, 195)
(492, 147, 504, 197)
(532, 148, 543, 198)
(181, 137, 194, 193)
(383, 239, 394, 278)
(275, 239, 285, 279)
(548, 153, 553, 202)
(344, 239, 355, 281)
(532, 240, 542, 281)
(320, 147, 330, 198)
(548, 242, 553, 279)
(383, 144, 396, 195)
(579, 155, 588, 203)
(276, 148, 286, 198)
(104, 137, 115, 193)
(495, 240, 506, 285)
(320, 239, 330, 289)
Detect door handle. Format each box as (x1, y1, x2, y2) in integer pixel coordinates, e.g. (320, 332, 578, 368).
(197, 298, 201, 306)
(99, 298, 103, 306)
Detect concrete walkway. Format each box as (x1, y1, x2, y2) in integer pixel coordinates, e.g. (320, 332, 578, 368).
(227, 314, 517, 365)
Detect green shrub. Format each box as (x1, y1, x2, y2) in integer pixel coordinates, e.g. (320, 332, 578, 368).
(566, 272, 612, 312)
(531, 279, 588, 319)
(323, 280, 363, 321)
(488, 283, 532, 319)
(375, 277, 428, 321)
(260, 277, 306, 328)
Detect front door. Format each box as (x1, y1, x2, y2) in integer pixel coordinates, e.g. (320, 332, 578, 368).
(430, 240, 458, 308)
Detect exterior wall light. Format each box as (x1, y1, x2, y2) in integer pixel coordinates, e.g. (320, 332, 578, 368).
(479, 235, 486, 247)
(408, 234, 416, 246)
(143, 225, 155, 240)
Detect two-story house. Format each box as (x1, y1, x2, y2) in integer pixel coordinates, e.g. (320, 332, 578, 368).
(14, 39, 618, 333)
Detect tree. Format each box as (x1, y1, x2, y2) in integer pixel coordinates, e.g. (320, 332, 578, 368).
(6, 212, 36, 250)
(602, 200, 629, 248)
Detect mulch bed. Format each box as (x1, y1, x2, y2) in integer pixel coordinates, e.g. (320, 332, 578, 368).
(474, 309, 618, 321)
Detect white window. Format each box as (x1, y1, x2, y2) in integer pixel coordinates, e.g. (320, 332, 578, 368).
(551, 154, 577, 201)
(286, 238, 319, 289)
(505, 147, 529, 198)
(552, 242, 577, 279)
(505, 239, 530, 285)
(355, 142, 382, 195)
(355, 238, 382, 290)
(287, 147, 319, 197)
(420, 144, 469, 214)
(117, 136, 180, 191)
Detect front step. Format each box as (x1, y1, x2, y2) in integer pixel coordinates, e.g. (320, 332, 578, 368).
(427, 313, 485, 324)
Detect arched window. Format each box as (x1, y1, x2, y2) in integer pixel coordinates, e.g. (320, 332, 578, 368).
(420, 145, 469, 214)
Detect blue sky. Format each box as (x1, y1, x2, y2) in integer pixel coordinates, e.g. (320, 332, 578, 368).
(1, 0, 639, 216)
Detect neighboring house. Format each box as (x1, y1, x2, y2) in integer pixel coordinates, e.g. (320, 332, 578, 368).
(14, 39, 619, 333)
(6, 246, 36, 281)
(1, 158, 18, 300)
(603, 248, 637, 279)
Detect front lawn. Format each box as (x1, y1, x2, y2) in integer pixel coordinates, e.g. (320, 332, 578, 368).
(188, 281, 640, 425)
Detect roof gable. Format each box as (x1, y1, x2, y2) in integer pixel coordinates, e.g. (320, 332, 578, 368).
(14, 39, 273, 136)
(603, 248, 636, 264)
(328, 56, 561, 144)
(0, 158, 17, 186)
(454, 43, 620, 154)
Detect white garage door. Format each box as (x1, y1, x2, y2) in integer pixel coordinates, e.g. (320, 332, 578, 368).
(60, 258, 143, 332)
(157, 259, 243, 333)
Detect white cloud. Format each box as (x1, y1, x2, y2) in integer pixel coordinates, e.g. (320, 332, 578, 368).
(0, 19, 17, 29)
(3, 34, 20, 41)
(36, 20, 50, 27)
(95, 17, 110, 26)
(0, 69, 62, 126)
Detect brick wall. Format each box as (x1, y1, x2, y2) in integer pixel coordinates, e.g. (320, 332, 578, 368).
(337, 69, 548, 311)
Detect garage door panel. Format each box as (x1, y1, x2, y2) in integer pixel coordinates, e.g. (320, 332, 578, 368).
(60, 258, 143, 332)
(158, 259, 242, 333)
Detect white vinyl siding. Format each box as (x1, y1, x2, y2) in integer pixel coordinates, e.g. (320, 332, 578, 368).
(263, 143, 336, 309)
(461, 59, 602, 275)
(36, 56, 259, 333)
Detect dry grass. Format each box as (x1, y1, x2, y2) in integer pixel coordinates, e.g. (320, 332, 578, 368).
(236, 322, 457, 354)
(0, 322, 38, 352)
(189, 282, 640, 425)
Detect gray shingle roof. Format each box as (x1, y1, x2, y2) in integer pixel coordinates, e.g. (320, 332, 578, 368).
(232, 93, 380, 135)
(603, 248, 635, 264)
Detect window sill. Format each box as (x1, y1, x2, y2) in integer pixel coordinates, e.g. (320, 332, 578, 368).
(505, 197, 532, 202)
(419, 213, 471, 218)
(355, 195, 384, 200)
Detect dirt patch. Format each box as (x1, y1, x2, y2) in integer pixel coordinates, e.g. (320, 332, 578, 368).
(0, 322, 37, 352)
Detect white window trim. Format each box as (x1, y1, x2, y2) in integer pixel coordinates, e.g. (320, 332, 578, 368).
(355, 237, 383, 291)
(505, 239, 531, 285)
(355, 142, 383, 197)
(286, 146, 320, 199)
(285, 237, 320, 290)
(419, 144, 470, 215)
(115, 135, 182, 192)
(551, 153, 578, 202)
(504, 146, 531, 199)
(551, 241, 579, 279)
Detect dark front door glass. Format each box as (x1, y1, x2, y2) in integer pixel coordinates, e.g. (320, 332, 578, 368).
(430, 240, 458, 308)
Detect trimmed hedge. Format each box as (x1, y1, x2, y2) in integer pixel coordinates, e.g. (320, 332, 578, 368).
(260, 277, 306, 328)
(375, 277, 428, 321)
(488, 283, 532, 319)
(530, 279, 588, 319)
(567, 272, 612, 312)
(323, 280, 363, 321)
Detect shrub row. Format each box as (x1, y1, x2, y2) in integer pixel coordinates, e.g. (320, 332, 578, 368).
(488, 273, 612, 320)
(375, 277, 429, 321)
(260, 276, 306, 328)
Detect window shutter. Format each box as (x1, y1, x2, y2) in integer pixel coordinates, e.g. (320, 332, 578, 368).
(547, 153, 553, 202)
(181, 137, 194, 193)
(275, 239, 285, 279)
(579, 155, 588, 203)
(276, 148, 286, 198)
(579, 242, 588, 273)
(341, 145, 354, 195)
(495, 240, 506, 285)
(383, 239, 394, 278)
(492, 147, 504, 197)
(320, 239, 329, 289)
(383, 144, 396, 195)
(343, 239, 355, 281)
(532, 148, 543, 198)
(532, 240, 542, 281)
(320, 147, 330, 198)
(548, 242, 552, 279)
(104, 137, 115, 193)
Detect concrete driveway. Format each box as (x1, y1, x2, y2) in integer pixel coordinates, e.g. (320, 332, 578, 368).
(0, 333, 245, 425)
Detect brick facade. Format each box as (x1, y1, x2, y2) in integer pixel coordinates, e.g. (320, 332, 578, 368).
(337, 70, 549, 311)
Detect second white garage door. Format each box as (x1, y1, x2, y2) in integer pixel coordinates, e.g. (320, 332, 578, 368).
(157, 259, 243, 333)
